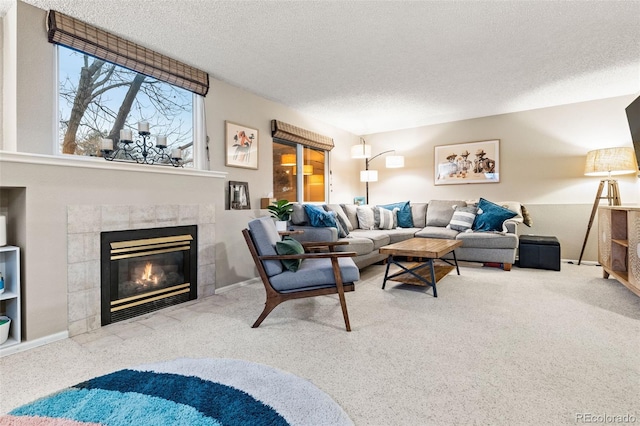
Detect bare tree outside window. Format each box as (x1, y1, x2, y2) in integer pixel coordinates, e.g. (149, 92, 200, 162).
(58, 46, 194, 165)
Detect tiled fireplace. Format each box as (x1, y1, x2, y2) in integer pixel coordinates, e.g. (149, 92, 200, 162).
(67, 204, 215, 337)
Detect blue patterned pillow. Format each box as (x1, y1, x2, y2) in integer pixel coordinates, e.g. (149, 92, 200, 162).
(472, 198, 517, 232)
(378, 201, 413, 228)
(304, 204, 337, 228)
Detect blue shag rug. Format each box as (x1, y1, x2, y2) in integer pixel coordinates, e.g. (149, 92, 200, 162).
(1, 358, 353, 426)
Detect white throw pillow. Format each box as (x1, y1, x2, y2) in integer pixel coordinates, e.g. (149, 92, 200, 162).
(356, 206, 375, 230)
(376, 206, 398, 230)
(448, 205, 479, 232)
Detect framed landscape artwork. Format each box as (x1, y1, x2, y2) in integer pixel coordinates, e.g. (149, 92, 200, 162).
(225, 121, 259, 169)
(434, 139, 500, 185)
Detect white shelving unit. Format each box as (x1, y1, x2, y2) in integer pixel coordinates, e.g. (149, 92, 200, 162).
(0, 246, 21, 349)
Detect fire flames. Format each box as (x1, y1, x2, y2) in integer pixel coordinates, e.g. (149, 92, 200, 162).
(136, 262, 159, 286)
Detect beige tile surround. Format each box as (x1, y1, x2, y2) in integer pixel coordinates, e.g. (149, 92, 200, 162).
(66, 204, 216, 337)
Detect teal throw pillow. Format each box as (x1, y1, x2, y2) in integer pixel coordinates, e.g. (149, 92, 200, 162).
(472, 198, 517, 232)
(379, 201, 413, 228)
(304, 204, 337, 228)
(276, 237, 305, 272)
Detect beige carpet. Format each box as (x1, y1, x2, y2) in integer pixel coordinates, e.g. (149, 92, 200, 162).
(1, 262, 639, 425)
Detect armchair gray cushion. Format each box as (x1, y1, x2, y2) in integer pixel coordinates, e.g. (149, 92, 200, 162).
(248, 216, 284, 276)
(269, 257, 360, 293)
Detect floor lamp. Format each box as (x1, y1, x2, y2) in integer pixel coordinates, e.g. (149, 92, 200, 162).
(351, 138, 404, 204)
(578, 147, 638, 265)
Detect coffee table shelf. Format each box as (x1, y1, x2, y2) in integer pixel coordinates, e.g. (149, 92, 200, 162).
(380, 238, 462, 296)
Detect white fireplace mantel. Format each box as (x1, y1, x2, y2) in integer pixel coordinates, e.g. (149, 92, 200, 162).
(0, 151, 227, 179)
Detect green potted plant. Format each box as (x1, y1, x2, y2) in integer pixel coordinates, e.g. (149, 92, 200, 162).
(267, 200, 293, 231)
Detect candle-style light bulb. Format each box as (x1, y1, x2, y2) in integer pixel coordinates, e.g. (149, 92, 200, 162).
(156, 135, 167, 148)
(101, 138, 113, 151)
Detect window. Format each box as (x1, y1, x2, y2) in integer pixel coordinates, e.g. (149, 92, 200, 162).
(57, 46, 194, 165)
(273, 141, 327, 203)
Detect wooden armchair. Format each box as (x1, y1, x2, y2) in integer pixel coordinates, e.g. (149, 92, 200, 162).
(242, 216, 359, 331)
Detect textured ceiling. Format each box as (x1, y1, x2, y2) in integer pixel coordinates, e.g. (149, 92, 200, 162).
(3, 0, 640, 135)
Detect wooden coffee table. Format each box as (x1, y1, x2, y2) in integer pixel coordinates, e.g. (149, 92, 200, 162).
(380, 238, 463, 297)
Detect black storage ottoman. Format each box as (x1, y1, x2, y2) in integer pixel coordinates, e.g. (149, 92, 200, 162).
(518, 235, 561, 271)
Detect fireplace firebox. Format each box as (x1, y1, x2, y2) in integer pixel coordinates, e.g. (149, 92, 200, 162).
(101, 225, 197, 325)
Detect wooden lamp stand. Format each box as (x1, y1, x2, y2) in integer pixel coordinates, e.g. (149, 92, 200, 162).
(577, 179, 621, 265)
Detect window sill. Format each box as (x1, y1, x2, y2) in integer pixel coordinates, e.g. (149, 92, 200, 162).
(0, 151, 227, 179)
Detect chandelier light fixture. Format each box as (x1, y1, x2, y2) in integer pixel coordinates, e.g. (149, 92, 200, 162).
(101, 121, 184, 167)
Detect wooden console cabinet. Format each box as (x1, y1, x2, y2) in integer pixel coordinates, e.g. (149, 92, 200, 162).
(598, 206, 640, 297)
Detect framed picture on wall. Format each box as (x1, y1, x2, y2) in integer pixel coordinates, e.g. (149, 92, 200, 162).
(225, 121, 259, 169)
(228, 181, 251, 210)
(434, 139, 500, 185)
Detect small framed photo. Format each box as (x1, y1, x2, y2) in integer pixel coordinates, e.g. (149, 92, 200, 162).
(434, 139, 500, 185)
(225, 121, 258, 169)
(354, 196, 366, 206)
(229, 181, 251, 210)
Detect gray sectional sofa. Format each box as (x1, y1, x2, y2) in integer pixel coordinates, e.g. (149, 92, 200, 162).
(287, 200, 522, 271)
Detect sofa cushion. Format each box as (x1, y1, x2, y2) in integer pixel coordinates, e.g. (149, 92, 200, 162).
(248, 216, 284, 277)
(334, 237, 374, 256)
(426, 200, 467, 226)
(448, 205, 479, 232)
(384, 228, 421, 243)
(473, 198, 518, 232)
(348, 230, 391, 249)
(356, 206, 376, 230)
(269, 257, 360, 292)
(456, 231, 518, 249)
(325, 204, 354, 231)
(415, 226, 460, 240)
(379, 201, 413, 228)
(276, 238, 304, 272)
(341, 204, 359, 230)
(374, 206, 398, 230)
(411, 203, 428, 228)
(291, 204, 309, 225)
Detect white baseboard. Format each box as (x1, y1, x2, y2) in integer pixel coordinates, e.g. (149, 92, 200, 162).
(562, 258, 600, 266)
(214, 277, 261, 294)
(0, 331, 69, 358)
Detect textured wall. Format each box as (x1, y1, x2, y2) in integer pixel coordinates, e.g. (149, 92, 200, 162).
(359, 95, 640, 261)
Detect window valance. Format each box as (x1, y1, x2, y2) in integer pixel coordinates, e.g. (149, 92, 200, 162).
(47, 10, 209, 96)
(271, 120, 334, 151)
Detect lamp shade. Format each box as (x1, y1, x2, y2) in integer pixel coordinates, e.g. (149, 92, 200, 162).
(351, 144, 371, 159)
(308, 174, 324, 185)
(281, 154, 296, 166)
(360, 170, 378, 182)
(292, 165, 313, 175)
(584, 147, 638, 176)
(385, 155, 404, 168)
